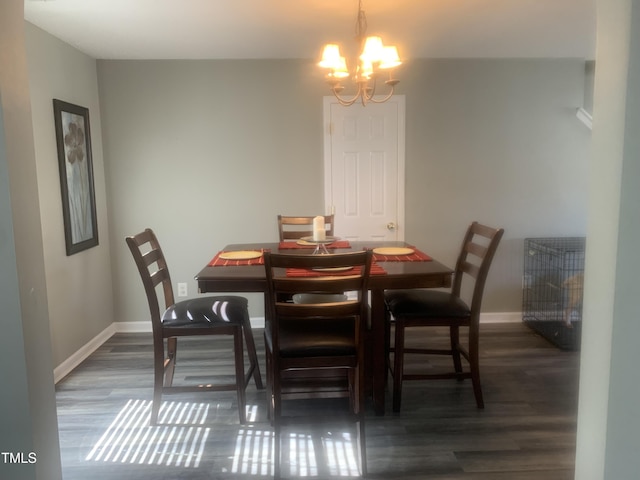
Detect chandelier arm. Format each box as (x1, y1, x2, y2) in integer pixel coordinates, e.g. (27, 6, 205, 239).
(364, 76, 377, 100)
(332, 83, 366, 106)
(355, 0, 367, 40)
(366, 86, 396, 104)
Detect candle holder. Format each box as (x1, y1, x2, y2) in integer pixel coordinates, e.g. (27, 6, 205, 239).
(300, 236, 338, 255)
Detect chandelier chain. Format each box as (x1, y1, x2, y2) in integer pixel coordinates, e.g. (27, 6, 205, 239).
(355, 0, 367, 41)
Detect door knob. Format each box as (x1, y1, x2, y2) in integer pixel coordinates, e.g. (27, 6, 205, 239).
(387, 222, 396, 231)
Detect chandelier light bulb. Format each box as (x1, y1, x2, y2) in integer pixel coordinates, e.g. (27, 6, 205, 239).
(359, 59, 374, 80)
(361, 36, 384, 63)
(379, 46, 401, 69)
(334, 57, 350, 78)
(319, 44, 342, 69)
(320, 44, 350, 79)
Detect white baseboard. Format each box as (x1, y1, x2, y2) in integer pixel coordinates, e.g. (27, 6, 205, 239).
(249, 317, 265, 329)
(480, 312, 522, 323)
(54, 313, 519, 383)
(53, 323, 116, 384)
(115, 321, 152, 333)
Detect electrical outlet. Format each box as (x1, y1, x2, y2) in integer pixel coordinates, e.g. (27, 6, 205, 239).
(177, 282, 188, 297)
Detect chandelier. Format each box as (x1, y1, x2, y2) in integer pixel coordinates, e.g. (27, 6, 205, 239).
(318, 0, 402, 106)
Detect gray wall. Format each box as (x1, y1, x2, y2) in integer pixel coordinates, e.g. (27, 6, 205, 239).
(99, 59, 329, 325)
(399, 59, 590, 312)
(24, 23, 114, 369)
(97, 58, 590, 326)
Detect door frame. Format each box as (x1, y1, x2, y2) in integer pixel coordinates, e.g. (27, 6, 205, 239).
(322, 95, 406, 241)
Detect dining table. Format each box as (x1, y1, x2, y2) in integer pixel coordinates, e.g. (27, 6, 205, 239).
(195, 240, 453, 415)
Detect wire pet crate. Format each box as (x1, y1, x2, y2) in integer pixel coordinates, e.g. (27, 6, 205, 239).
(522, 237, 586, 350)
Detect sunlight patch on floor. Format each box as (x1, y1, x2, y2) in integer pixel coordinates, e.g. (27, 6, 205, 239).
(231, 428, 273, 476)
(85, 399, 360, 475)
(230, 428, 359, 477)
(85, 399, 214, 468)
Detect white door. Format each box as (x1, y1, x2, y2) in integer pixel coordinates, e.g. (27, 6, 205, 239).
(323, 95, 405, 241)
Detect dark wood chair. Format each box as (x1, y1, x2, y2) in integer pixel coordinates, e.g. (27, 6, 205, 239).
(277, 214, 335, 241)
(126, 228, 263, 425)
(384, 222, 504, 412)
(263, 250, 372, 478)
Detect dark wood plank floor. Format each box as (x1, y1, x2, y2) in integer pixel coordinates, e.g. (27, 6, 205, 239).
(55, 322, 579, 479)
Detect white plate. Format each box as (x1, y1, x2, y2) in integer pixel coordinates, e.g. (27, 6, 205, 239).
(292, 293, 348, 304)
(372, 247, 414, 256)
(218, 250, 262, 260)
(311, 266, 354, 272)
(296, 239, 315, 246)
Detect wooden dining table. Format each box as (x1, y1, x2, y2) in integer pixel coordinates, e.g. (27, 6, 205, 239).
(195, 240, 453, 415)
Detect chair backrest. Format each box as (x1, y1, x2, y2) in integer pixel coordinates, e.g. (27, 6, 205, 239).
(125, 228, 173, 335)
(277, 214, 335, 241)
(452, 222, 504, 317)
(264, 250, 372, 348)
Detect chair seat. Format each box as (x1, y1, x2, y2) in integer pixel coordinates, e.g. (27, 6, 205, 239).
(266, 319, 356, 358)
(385, 289, 470, 319)
(162, 295, 248, 327)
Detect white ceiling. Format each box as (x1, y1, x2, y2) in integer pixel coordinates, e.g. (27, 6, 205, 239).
(24, 0, 597, 61)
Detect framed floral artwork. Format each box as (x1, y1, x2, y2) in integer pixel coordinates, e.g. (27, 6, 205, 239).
(53, 99, 99, 255)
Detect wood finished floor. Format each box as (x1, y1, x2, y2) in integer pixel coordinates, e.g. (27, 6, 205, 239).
(55, 323, 579, 479)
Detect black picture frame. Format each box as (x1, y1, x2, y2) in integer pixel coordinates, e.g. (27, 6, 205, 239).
(53, 99, 99, 255)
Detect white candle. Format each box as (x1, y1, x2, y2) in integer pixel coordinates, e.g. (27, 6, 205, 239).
(313, 216, 326, 241)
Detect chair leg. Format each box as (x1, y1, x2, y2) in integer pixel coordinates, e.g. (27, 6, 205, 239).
(273, 421, 281, 479)
(357, 416, 367, 478)
(384, 310, 392, 386)
(356, 358, 367, 477)
(151, 339, 167, 426)
(450, 326, 464, 377)
(347, 368, 356, 412)
(265, 335, 274, 423)
(272, 366, 282, 479)
(267, 372, 273, 423)
(392, 318, 406, 413)
(469, 328, 484, 408)
(165, 337, 177, 387)
(151, 386, 162, 426)
(234, 327, 247, 424)
(242, 313, 263, 390)
(470, 364, 484, 408)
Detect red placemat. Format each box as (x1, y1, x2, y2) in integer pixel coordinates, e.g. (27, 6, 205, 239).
(370, 246, 433, 262)
(286, 262, 387, 277)
(279, 240, 351, 249)
(208, 249, 267, 266)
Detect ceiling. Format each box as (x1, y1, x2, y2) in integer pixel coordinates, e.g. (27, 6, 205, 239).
(24, 0, 596, 61)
